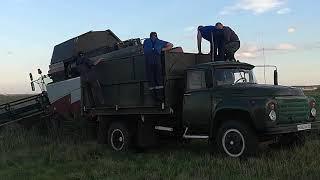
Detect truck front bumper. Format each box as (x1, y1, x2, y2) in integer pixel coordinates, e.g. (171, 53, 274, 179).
(263, 121, 320, 135)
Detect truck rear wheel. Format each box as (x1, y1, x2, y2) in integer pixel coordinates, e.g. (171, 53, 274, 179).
(216, 120, 257, 158)
(107, 122, 131, 152)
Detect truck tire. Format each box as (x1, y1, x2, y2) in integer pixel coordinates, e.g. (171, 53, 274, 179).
(216, 120, 258, 158)
(107, 122, 131, 152)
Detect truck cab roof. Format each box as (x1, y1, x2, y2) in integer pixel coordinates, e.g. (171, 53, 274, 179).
(189, 61, 255, 70)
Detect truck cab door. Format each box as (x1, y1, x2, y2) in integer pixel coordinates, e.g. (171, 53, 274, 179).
(182, 69, 213, 134)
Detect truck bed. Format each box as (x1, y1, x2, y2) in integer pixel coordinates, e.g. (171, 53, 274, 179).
(83, 51, 211, 115)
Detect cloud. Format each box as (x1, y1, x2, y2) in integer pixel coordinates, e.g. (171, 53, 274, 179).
(236, 52, 257, 58)
(184, 26, 196, 32)
(276, 43, 297, 50)
(221, 0, 286, 15)
(277, 7, 291, 14)
(288, 27, 296, 33)
(236, 44, 260, 59)
(235, 42, 298, 59)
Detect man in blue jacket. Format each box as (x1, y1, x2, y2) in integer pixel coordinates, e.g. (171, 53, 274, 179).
(197, 25, 225, 61)
(143, 32, 173, 102)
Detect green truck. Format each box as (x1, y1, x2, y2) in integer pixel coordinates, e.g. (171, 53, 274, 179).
(84, 51, 319, 158)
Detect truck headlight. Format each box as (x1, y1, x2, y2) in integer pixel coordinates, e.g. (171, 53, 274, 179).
(269, 110, 277, 121)
(267, 102, 277, 121)
(309, 99, 317, 117)
(311, 108, 317, 117)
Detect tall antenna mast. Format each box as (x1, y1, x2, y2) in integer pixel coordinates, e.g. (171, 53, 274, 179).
(263, 47, 266, 84)
(259, 32, 267, 84)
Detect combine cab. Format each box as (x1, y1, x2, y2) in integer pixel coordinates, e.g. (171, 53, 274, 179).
(48, 30, 121, 83)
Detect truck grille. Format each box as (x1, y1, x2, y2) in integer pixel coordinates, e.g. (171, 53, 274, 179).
(276, 97, 310, 124)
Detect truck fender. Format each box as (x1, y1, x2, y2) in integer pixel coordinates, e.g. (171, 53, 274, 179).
(210, 102, 256, 139)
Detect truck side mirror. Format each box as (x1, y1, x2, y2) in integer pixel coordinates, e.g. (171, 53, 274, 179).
(31, 82, 35, 91)
(29, 73, 33, 81)
(38, 69, 42, 75)
(274, 70, 278, 85)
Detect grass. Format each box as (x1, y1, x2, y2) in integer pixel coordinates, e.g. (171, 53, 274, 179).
(1, 127, 320, 180)
(0, 91, 320, 180)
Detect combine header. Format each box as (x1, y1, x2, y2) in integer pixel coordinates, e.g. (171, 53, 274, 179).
(0, 92, 49, 127)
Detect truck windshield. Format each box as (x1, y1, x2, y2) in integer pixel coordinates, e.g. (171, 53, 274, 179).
(215, 68, 257, 86)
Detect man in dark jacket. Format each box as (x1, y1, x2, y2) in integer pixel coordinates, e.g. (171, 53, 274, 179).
(76, 52, 104, 107)
(143, 32, 173, 102)
(215, 22, 240, 61)
(197, 25, 225, 61)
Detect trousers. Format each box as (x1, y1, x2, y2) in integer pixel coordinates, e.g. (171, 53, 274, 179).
(81, 72, 105, 108)
(145, 54, 164, 101)
(225, 41, 240, 61)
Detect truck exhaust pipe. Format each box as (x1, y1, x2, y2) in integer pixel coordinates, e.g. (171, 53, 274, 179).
(274, 69, 278, 85)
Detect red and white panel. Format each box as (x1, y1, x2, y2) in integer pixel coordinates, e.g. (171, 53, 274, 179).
(46, 77, 81, 115)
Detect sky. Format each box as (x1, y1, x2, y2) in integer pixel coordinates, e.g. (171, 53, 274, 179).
(0, 0, 320, 94)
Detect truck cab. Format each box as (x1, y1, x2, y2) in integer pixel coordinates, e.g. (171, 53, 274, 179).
(182, 61, 319, 157)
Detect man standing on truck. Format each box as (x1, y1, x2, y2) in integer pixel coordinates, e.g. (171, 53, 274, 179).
(197, 25, 225, 61)
(143, 32, 173, 101)
(76, 52, 104, 107)
(215, 22, 240, 61)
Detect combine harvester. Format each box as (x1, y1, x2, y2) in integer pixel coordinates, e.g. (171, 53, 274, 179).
(0, 29, 319, 157)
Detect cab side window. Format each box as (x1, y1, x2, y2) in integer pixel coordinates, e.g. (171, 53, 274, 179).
(187, 70, 211, 91)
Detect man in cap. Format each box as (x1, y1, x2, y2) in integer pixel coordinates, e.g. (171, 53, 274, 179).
(215, 22, 240, 61)
(76, 52, 104, 107)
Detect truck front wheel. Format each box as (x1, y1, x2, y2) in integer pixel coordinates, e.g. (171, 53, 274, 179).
(107, 122, 131, 152)
(216, 120, 258, 158)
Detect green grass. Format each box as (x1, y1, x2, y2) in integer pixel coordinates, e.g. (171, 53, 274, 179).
(1, 127, 320, 180)
(1, 91, 320, 180)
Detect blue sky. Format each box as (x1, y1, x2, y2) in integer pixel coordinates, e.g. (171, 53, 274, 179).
(0, 0, 319, 93)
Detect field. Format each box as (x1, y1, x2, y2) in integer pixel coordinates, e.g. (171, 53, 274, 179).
(1, 91, 320, 180)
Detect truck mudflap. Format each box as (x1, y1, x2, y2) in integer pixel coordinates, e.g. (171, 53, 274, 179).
(263, 121, 320, 135)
